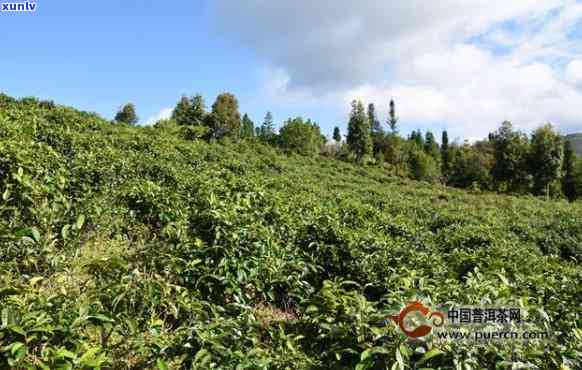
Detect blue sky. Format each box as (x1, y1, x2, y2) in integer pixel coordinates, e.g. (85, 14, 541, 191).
(0, 1, 283, 129)
(1, 1, 582, 139)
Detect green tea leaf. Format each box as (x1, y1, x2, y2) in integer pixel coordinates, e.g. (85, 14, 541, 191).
(156, 358, 169, 370)
(61, 224, 71, 239)
(75, 214, 85, 230)
(30, 227, 41, 243)
(10, 342, 26, 360)
(418, 348, 444, 365)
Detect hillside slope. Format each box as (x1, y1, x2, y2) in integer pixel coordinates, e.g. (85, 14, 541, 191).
(566, 133, 582, 156)
(1, 95, 581, 369)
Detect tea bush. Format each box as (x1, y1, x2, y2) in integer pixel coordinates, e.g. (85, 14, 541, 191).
(0, 97, 580, 369)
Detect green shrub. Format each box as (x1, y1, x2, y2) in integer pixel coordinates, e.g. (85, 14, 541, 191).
(0, 96, 580, 369)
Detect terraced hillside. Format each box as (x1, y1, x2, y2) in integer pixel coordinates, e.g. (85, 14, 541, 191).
(0, 96, 580, 369)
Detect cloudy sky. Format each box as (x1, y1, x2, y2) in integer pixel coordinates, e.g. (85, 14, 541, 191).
(1, 0, 581, 140)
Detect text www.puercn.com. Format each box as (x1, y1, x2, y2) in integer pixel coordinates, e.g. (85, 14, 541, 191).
(0, 1, 37, 12)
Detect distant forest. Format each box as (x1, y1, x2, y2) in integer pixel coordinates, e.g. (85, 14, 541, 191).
(117, 92, 580, 202)
(10, 92, 582, 201)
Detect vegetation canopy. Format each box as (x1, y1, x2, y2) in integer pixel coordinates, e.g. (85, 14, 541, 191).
(0, 94, 580, 369)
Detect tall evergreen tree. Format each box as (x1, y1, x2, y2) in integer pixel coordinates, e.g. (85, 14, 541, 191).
(333, 126, 342, 143)
(241, 114, 255, 138)
(410, 130, 424, 148)
(424, 131, 439, 158)
(259, 111, 275, 141)
(563, 140, 577, 201)
(387, 99, 398, 134)
(347, 100, 372, 163)
(367, 103, 383, 135)
(115, 103, 138, 125)
(441, 130, 451, 176)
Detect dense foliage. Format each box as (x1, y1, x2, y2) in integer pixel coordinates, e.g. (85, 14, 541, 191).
(241, 114, 255, 139)
(566, 133, 582, 156)
(114, 104, 138, 126)
(208, 93, 241, 139)
(160, 92, 582, 201)
(0, 95, 581, 369)
(172, 95, 207, 128)
(347, 100, 373, 164)
(278, 118, 324, 156)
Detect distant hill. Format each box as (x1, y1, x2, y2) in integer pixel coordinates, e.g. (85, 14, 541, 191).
(565, 133, 582, 155)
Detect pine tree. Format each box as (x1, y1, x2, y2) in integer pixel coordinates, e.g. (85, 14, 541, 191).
(115, 103, 138, 125)
(259, 111, 275, 141)
(424, 131, 439, 158)
(241, 114, 255, 138)
(563, 140, 577, 201)
(347, 100, 372, 163)
(333, 126, 342, 143)
(387, 99, 398, 134)
(368, 103, 383, 135)
(441, 130, 451, 176)
(410, 130, 424, 148)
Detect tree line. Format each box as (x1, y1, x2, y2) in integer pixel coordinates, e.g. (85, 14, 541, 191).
(113, 93, 582, 202)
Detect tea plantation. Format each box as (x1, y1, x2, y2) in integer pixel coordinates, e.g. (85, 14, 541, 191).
(0, 97, 581, 369)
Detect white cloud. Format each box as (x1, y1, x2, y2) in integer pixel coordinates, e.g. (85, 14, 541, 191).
(143, 107, 173, 126)
(347, 45, 582, 138)
(566, 59, 582, 86)
(212, 0, 582, 137)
